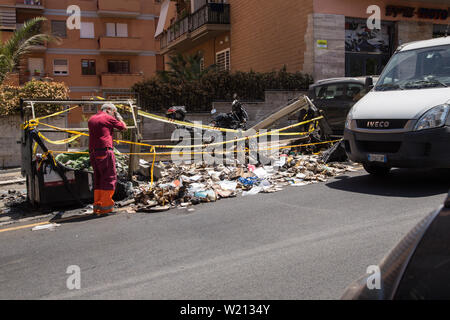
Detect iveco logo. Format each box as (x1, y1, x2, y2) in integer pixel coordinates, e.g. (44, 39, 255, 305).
(367, 121, 390, 128)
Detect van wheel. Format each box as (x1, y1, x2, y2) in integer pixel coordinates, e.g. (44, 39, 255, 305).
(363, 163, 391, 176)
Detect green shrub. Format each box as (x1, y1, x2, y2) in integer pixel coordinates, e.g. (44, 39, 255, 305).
(0, 80, 69, 117)
(133, 66, 313, 113)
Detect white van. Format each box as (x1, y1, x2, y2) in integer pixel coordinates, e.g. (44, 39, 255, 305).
(344, 37, 450, 175)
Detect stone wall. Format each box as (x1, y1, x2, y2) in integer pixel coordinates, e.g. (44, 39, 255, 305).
(309, 13, 346, 81)
(0, 115, 68, 168)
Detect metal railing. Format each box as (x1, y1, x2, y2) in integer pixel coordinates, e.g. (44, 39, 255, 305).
(20, 0, 42, 6)
(160, 3, 230, 50)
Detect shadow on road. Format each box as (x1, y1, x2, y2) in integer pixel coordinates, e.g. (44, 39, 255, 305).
(326, 168, 450, 198)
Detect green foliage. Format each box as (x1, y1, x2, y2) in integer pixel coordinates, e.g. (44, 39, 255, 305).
(56, 148, 128, 172)
(0, 80, 69, 116)
(133, 66, 313, 112)
(157, 52, 215, 83)
(56, 150, 91, 171)
(0, 17, 60, 84)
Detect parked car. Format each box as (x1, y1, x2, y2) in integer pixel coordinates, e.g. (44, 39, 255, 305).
(341, 190, 450, 300)
(344, 37, 450, 176)
(307, 77, 376, 135)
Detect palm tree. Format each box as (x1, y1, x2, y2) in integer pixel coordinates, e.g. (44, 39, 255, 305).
(157, 52, 216, 82)
(0, 17, 59, 84)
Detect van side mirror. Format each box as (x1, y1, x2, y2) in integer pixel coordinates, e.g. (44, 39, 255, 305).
(365, 77, 374, 90)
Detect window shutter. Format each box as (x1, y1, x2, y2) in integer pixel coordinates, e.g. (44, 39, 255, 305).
(80, 22, 95, 39)
(216, 49, 230, 71)
(53, 59, 68, 75)
(0, 7, 16, 29)
(106, 23, 116, 37)
(116, 23, 128, 37)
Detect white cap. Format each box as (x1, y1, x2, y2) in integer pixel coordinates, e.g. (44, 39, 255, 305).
(101, 103, 117, 113)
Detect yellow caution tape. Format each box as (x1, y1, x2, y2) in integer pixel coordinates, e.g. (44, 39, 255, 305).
(32, 142, 38, 157)
(136, 109, 241, 133)
(48, 139, 341, 157)
(150, 146, 156, 186)
(35, 105, 80, 121)
(261, 139, 342, 152)
(37, 150, 57, 170)
(38, 132, 82, 145)
(23, 96, 324, 154)
(22, 119, 39, 130)
(22, 105, 82, 130)
(36, 117, 321, 150)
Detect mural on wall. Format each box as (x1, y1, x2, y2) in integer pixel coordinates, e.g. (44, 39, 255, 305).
(345, 20, 390, 53)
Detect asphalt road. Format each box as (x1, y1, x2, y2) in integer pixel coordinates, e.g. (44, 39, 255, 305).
(0, 168, 448, 300)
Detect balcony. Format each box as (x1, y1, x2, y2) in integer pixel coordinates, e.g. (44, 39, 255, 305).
(16, 0, 44, 11)
(99, 36, 143, 55)
(97, 0, 141, 18)
(29, 44, 47, 52)
(159, 3, 230, 54)
(19, 72, 50, 85)
(101, 73, 144, 89)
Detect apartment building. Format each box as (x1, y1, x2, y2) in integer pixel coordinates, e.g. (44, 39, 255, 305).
(0, 0, 162, 127)
(156, 0, 450, 81)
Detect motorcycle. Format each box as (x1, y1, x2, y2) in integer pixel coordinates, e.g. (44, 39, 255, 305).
(166, 105, 188, 122)
(210, 95, 249, 130)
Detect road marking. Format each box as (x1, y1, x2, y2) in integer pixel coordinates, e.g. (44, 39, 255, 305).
(0, 221, 51, 233)
(0, 212, 119, 234)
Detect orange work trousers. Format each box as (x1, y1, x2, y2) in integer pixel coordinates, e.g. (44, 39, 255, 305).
(93, 190, 115, 214)
(90, 149, 117, 214)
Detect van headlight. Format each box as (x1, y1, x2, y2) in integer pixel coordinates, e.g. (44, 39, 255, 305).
(414, 104, 450, 131)
(345, 108, 354, 129)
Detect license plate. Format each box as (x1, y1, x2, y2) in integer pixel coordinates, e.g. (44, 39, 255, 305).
(368, 154, 387, 163)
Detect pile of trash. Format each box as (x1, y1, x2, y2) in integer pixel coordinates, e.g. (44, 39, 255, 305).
(1, 189, 27, 208)
(52, 144, 357, 213)
(130, 153, 357, 212)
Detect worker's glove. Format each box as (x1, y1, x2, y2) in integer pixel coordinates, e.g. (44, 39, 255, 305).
(115, 112, 124, 122)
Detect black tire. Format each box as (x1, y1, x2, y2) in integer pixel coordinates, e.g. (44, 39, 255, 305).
(363, 163, 391, 176)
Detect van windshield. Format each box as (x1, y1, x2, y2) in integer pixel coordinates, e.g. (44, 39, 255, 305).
(375, 44, 450, 91)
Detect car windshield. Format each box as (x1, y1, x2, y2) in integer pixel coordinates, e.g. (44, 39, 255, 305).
(375, 44, 450, 91)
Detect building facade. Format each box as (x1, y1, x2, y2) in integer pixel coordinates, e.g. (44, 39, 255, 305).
(156, 0, 450, 81)
(0, 0, 162, 127)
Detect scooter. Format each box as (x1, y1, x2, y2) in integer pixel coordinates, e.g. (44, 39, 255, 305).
(166, 105, 188, 122)
(210, 95, 249, 130)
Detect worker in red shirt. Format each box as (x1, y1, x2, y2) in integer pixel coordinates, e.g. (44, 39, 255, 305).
(88, 103, 127, 215)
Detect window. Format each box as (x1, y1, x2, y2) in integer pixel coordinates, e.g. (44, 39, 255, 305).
(82, 96, 98, 113)
(216, 48, 230, 71)
(25, 0, 41, 5)
(345, 17, 394, 77)
(28, 58, 44, 76)
(106, 23, 128, 37)
(200, 57, 205, 72)
(316, 84, 345, 100)
(108, 60, 130, 73)
(346, 83, 365, 102)
(346, 84, 363, 98)
(53, 59, 68, 75)
(80, 22, 95, 39)
(376, 44, 450, 89)
(51, 20, 66, 38)
(81, 59, 96, 75)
